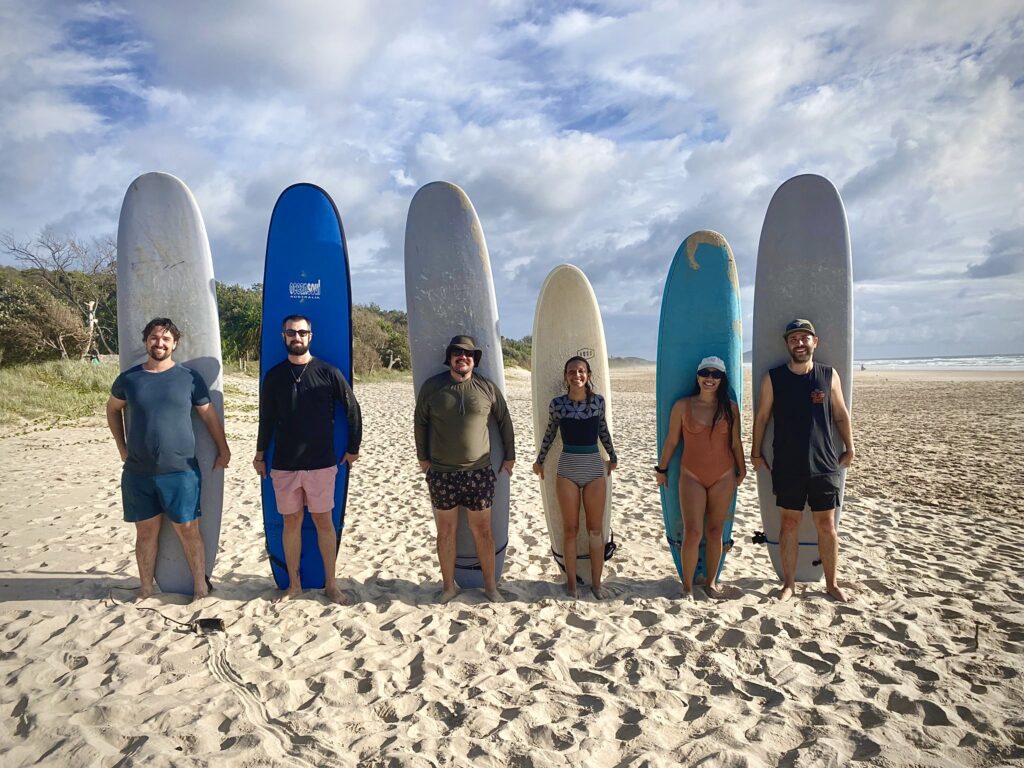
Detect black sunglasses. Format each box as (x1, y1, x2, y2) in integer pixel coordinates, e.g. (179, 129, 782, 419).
(697, 369, 724, 379)
(284, 329, 311, 338)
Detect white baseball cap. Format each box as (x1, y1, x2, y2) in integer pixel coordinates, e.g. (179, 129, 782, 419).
(697, 356, 726, 373)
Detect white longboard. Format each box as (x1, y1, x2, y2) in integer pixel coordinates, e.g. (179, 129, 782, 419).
(531, 264, 614, 584)
(404, 181, 510, 588)
(116, 172, 224, 595)
(753, 174, 853, 582)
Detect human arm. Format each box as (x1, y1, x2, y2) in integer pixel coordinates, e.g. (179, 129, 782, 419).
(414, 382, 431, 472)
(655, 399, 684, 486)
(195, 403, 231, 470)
(533, 401, 561, 479)
(750, 374, 774, 472)
(730, 401, 745, 484)
(105, 395, 129, 462)
(597, 395, 618, 472)
(253, 369, 276, 478)
(830, 370, 855, 467)
(491, 385, 516, 473)
(333, 369, 362, 466)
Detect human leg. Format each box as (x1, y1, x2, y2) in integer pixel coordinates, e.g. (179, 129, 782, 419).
(170, 520, 208, 599)
(581, 476, 607, 598)
(133, 515, 161, 599)
(778, 509, 802, 601)
(555, 476, 582, 595)
(277, 511, 304, 601)
(310, 510, 345, 604)
(466, 507, 501, 601)
(679, 471, 708, 596)
(433, 506, 458, 601)
(812, 509, 846, 602)
(703, 470, 736, 595)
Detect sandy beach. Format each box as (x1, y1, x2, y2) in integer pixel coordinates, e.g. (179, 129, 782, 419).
(1, 367, 1022, 767)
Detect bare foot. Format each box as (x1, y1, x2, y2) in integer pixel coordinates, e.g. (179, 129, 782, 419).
(275, 586, 302, 603)
(135, 586, 154, 601)
(779, 585, 795, 602)
(704, 583, 723, 599)
(440, 586, 460, 604)
(826, 584, 848, 602)
(591, 585, 607, 601)
(566, 584, 578, 599)
(484, 588, 505, 603)
(324, 585, 348, 605)
(681, 589, 695, 603)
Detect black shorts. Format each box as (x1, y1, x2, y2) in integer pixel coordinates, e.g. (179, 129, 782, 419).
(773, 473, 840, 512)
(426, 467, 496, 512)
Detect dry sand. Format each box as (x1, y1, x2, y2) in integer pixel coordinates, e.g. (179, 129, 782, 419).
(0, 367, 1022, 767)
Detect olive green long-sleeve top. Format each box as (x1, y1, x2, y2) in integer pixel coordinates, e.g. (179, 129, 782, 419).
(414, 371, 516, 472)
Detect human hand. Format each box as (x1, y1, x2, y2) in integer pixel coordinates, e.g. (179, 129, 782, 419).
(532, 462, 544, 479)
(118, 445, 128, 462)
(252, 457, 267, 478)
(655, 470, 667, 487)
(501, 460, 515, 476)
(607, 461, 617, 474)
(214, 447, 231, 470)
(418, 460, 430, 473)
(342, 452, 359, 467)
(751, 456, 770, 472)
(838, 449, 855, 468)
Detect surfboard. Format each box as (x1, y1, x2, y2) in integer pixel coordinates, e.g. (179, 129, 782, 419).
(404, 181, 510, 589)
(752, 174, 853, 582)
(530, 264, 614, 585)
(260, 183, 353, 590)
(656, 230, 743, 584)
(116, 171, 224, 595)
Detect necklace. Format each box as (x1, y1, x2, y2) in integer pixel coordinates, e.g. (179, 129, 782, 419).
(290, 359, 311, 409)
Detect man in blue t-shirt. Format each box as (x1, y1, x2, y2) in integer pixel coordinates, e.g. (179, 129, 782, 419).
(106, 318, 231, 600)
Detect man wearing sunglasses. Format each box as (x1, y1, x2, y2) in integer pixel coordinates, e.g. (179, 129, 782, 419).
(751, 319, 855, 603)
(254, 314, 362, 604)
(414, 335, 516, 603)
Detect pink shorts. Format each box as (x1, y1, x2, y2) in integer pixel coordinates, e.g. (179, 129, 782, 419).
(270, 466, 337, 515)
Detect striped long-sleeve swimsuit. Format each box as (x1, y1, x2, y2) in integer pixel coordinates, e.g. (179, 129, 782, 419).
(536, 393, 617, 488)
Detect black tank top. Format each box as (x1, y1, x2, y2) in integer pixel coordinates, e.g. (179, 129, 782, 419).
(769, 362, 838, 478)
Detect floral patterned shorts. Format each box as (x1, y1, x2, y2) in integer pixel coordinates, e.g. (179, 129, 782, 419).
(425, 467, 496, 511)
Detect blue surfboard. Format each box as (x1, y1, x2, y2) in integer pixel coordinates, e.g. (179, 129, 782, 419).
(656, 231, 743, 583)
(260, 183, 353, 589)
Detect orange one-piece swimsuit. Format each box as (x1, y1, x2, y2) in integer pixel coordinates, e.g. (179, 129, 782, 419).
(680, 399, 734, 488)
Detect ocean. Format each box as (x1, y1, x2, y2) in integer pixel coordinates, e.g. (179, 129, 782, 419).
(852, 354, 1024, 371)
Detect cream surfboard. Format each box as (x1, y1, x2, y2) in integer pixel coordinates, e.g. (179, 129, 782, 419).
(753, 174, 853, 582)
(116, 172, 224, 595)
(531, 264, 614, 585)
(404, 181, 510, 589)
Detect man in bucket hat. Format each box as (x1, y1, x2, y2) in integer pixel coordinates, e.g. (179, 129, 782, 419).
(414, 335, 515, 603)
(751, 318, 855, 602)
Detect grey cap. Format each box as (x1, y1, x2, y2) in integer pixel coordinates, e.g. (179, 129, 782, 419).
(784, 318, 816, 339)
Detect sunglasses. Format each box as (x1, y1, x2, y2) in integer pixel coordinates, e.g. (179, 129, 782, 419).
(697, 369, 724, 379)
(284, 329, 311, 338)
(451, 350, 475, 358)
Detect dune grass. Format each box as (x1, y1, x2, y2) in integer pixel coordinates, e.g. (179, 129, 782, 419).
(0, 359, 120, 425)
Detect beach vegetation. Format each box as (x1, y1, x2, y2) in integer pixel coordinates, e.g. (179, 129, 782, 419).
(0, 359, 120, 424)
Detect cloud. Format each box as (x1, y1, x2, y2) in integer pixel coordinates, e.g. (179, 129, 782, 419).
(0, 0, 1021, 358)
(967, 227, 1024, 278)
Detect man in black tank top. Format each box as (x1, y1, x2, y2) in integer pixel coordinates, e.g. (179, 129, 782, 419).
(751, 319, 855, 602)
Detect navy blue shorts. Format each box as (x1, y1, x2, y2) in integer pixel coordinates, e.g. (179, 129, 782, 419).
(773, 473, 839, 513)
(425, 467, 496, 512)
(121, 467, 202, 524)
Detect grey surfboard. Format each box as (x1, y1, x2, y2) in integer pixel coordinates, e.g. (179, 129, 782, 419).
(404, 181, 510, 588)
(116, 172, 224, 595)
(753, 174, 853, 582)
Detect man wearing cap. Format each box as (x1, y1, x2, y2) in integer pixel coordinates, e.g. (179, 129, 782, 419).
(751, 319, 854, 602)
(414, 335, 516, 603)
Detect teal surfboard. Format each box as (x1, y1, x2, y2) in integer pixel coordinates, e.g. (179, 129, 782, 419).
(656, 231, 743, 583)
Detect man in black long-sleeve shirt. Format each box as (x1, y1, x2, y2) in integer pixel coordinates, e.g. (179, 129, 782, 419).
(254, 314, 362, 603)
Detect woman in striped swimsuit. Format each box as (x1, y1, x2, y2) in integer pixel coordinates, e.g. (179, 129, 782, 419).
(532, 356, 617, 598)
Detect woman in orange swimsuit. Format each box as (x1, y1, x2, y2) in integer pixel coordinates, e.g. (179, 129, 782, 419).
(655, 356, 746, 599)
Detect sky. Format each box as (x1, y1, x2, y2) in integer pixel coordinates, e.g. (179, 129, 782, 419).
(0, 0, 1021, 360)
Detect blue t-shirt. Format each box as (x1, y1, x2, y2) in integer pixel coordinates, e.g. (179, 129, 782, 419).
(111, 364, 211, 475)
